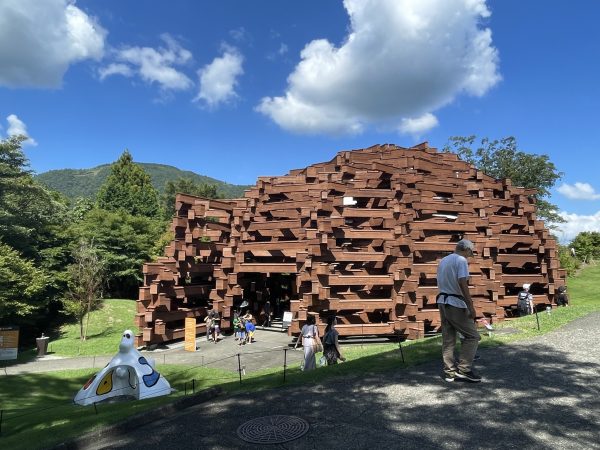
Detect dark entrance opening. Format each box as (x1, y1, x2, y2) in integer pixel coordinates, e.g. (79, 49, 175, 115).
(235, 272, 298, 329)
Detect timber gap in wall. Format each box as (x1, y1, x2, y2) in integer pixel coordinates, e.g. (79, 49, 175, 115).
(135, 143, 565, 347)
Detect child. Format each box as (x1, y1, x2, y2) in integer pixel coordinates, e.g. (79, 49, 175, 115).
(233, 311, 241, 340)
(244, 312, 256, 344)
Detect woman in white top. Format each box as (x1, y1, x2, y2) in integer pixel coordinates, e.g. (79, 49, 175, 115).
(296, 315, 320, 371)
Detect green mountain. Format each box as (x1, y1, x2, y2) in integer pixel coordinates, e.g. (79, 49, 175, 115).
(35, 162, 252, 200)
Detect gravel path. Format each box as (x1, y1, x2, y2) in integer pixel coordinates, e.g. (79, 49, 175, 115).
(77, 312, 600, 450)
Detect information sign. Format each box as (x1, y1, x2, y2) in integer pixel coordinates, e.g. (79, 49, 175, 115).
(0, 326, 19, 360)
(184, 318, 197, 351)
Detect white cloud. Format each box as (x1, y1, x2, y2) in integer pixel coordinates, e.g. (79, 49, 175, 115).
(553, 211, 600, 243)
(257, 0, 500, 135)
(98, 63, 134, 80)
(5, 114, 37, 146)
(0, 0, 106, 88)
(101, 34, 193, 91)
(229, 27, 250, 43)
(557, 182, 600, 200)
(398, 113, 439, 136)
(267, 43, 290, 62)
(194, 46, 244, 108)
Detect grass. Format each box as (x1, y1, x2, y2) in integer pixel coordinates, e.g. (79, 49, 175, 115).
(46, 299, 138, 357)
(0, 264, 598, 449)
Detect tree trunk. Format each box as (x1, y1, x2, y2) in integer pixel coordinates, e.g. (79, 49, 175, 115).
(80, 317, 85, 341)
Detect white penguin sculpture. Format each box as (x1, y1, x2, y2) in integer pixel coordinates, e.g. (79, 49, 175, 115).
(74, 330, 172, 406)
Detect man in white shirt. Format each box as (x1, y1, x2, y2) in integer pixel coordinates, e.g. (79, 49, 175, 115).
(436, 239, 481, 382)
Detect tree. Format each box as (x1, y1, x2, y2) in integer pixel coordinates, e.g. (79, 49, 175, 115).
(1, 136, 69, 258)
(557, 244, 581, 276)
(0, 137, 72, 340)
(570, 231, 600, 264)
(0, 242, 47, 324)
(62, 240, 105, 341)
(96, 150, 161, 218)
(69, 207, 163, 298)
(162, 177, 218, 218)
(443, 136, 564, 223)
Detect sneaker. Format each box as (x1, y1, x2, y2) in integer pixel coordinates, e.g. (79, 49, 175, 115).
(443, 371, 456, 382)
(455, 370, 482, 382)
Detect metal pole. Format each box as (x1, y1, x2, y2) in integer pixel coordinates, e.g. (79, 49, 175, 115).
(1, 409, 3, 435)
(535, 307, 540, 331)
(361, 323, 364, 349)
(93, 403, 98, 415)
(92, 356, 95, 369)
(237, 353, 242, 385)
(398, 333, 405, 364)
(184, 381, 187, 396)
(283, 348, 287, 383)
(192, 379, 195, 394)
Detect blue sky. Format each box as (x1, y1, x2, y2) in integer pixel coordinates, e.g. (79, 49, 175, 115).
(1, 0, 599, 242)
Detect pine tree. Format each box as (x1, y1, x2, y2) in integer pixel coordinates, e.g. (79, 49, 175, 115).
(96, 150, 161, 218)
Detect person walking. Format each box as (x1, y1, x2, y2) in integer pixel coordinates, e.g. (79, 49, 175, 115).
(294, 315, 320, 371)
(262, 300, 272, 327)
(517, 283, 534, 316)
(323, 316, 346, 365)
(205, 309, 220, 344)
(436, 239, 481, 383)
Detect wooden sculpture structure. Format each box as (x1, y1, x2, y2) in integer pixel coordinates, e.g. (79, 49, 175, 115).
(135, 143, 565, 347)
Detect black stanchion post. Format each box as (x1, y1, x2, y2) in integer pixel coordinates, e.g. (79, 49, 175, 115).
(1, 409, 3, 435)
(535, 307, 540, 331)
(283, 348, 287, 383)
(93, 403, 98, 415)
(192, 379, 195, 394)
(184, 381, 187, 396)
(237, 353, 242, 385)
(398, 332, 405, 364)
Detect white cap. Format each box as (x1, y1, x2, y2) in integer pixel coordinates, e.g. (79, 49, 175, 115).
(523, 283, 531, 290)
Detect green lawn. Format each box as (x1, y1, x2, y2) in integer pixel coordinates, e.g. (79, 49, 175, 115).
(47, 299, 138, 357)
(0, 264, 598, 449)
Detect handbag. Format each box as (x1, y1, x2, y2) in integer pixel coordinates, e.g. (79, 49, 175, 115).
(315, 327, 323, 353)
(318, 355, 327, 367)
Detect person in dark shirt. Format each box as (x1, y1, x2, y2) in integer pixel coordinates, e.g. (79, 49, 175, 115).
(556, 285, 569, 307)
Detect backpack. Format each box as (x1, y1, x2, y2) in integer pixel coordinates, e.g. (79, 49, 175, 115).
(517, 291, 530, 314)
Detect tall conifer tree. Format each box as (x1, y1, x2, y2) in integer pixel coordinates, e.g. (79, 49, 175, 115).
(96, 150, 160, 218)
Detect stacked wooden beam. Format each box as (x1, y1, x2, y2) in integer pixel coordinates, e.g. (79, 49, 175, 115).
(135, 143, 565, 346)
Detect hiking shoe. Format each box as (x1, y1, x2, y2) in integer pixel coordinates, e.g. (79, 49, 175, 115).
(455, 370, 482, 382)
(443, 371, 456, 382)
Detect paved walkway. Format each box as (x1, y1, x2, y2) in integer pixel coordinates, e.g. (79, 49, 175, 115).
(2, 328, 303, 376)
(77, 313, 600, 450)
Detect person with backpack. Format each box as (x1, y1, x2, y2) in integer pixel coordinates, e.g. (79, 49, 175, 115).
(517, 284, 534, 316)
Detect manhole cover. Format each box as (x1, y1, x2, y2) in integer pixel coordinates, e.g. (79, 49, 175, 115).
(237, 415, 309, 444)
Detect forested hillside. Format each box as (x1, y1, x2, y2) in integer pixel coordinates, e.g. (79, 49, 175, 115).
(35, 162, 251, 200)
